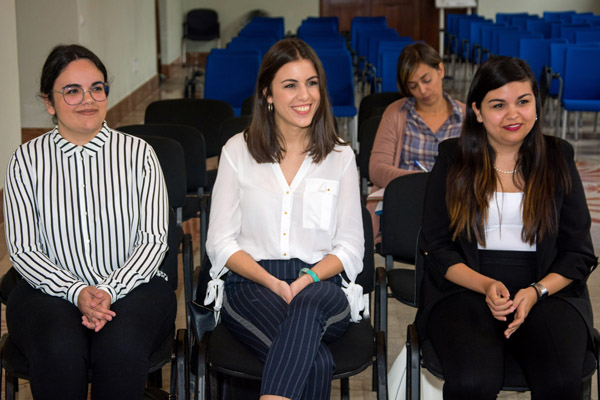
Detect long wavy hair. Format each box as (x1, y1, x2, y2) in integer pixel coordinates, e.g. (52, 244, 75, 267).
(244, 38, 343, 164)
(446, 56, 571, 246)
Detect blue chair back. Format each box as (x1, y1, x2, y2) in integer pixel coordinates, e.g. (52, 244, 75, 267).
(243, 16, 284, 39)
(576, 29, 600, 43)
(563, 46, 600, 101)
(367, 30, 403, 66)
(543, 11, 576, 22)
(526, 20, 554, 38)
(519, 38, 567, 84)
(559, 24, 592, 42)
(497, 31, 542, 57)
(300, 35, 347, 50)
(318, 50, 357, 117)
(350, 16, 387, 52)
(490, 26, 521, 55)
(496, 12, 529, 25)
(204, 49, 261, 116)
(227, 35, 277, 58)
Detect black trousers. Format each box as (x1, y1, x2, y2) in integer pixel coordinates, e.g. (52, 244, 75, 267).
(6, 277, 177, 400)
(427, 251, 588, 400)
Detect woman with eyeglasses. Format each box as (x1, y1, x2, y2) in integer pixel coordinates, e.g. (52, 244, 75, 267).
(3, 44, 176, 400)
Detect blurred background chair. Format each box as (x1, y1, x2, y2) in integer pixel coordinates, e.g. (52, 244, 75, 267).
(182, 9, 220, 66)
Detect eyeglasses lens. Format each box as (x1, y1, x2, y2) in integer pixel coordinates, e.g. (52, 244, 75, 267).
(62, 83, 109, 105)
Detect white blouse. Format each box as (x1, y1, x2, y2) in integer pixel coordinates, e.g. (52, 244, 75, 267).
(205, 133, 365, 320)
(478, 192, 536, 252)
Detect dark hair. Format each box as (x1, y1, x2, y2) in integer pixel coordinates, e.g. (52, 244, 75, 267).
(244, 38, 343, 164)
(396, 42, 443, 97)
(40, 44, 108, 106)
(446, 56, 570, 246)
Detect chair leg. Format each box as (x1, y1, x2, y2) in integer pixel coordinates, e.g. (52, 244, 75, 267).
(581, 376, 591, 400)
(575, 111, 580, 141)
(340, 377, 350, 400)
(562, 109, 568, 140)
(6, 371, 16, 400)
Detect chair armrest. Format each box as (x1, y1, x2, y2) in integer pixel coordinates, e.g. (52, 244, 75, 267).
(375, 330, 388, 400)
(375, 266, 388, 333)
(406, 323, 420, 400)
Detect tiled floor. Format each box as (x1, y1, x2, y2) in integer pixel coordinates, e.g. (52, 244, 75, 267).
(0, 61, 599, 399)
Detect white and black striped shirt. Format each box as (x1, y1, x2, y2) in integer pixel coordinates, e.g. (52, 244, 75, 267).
(3, 122, 169, 305)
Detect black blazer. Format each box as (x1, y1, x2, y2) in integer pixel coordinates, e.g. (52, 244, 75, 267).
(416, 137, 598, 341)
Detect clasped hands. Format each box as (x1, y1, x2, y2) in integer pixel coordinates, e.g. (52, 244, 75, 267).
(270, 274, 314, 304)
(77, 286, 116, 332)
(485, 280, 538, 339)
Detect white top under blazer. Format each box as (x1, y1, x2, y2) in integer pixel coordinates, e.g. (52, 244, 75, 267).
(205, 133, 365, 321)
(479, 192, 536, 252)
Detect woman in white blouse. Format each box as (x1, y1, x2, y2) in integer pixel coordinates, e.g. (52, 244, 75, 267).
(205, 38, 364, 400)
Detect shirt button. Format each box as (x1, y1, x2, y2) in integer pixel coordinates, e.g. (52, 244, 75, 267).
(283, 253, 287, 256)
(283, 233, 286, 236)
(284, 211, 288, 215)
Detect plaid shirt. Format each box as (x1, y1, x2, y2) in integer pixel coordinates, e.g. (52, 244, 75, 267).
(398, 93, 463, 171)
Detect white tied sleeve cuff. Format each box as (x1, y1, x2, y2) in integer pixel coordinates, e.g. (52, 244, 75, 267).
(204, 277, 225, 322)
(342, 280, 366, 322)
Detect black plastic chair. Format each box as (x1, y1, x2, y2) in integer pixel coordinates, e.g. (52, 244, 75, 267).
(218, 116, 251, 151)
(357, 91, 401, 131)
(118, 124, 210, 262)
(405, 233, 600, 400)
(0, 135, 192, 400)
(358, 115, 382, 203)
(374, 173, 430, 340)
(182, 8, 220, 66)
(186, 207, 387, 400)
(144, 98, 234, 160)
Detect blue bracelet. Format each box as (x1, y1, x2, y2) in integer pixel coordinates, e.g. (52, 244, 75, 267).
(299, 267, 319, 283)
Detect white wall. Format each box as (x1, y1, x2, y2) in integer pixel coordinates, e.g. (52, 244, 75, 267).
(0, 0, 22, 184)
(77, 0, 157, 107)
(16, 0, 157, 128)
(159, 0, 183, 65)
(477, 0, 600, 20)
(16, 0, 79, 128)
(182, 0, 319, 51)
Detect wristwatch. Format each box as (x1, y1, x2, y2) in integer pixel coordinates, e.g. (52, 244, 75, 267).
(530, 282, 549, 301)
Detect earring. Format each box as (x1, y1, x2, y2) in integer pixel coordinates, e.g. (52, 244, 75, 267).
(535, 115, 538, 121)
(268, 103, 273, 112)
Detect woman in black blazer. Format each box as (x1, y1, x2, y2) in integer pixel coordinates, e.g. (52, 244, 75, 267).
(417, 56, 597, 399)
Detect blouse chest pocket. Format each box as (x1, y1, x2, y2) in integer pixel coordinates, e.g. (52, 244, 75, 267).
(303, 178, 339, 232)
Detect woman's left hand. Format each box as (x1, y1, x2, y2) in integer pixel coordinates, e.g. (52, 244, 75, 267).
(504, 286, 538, 339)
(290, 274, 313, 299)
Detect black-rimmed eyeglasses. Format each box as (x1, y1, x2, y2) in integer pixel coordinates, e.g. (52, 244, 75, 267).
(51, 82, 110, 106)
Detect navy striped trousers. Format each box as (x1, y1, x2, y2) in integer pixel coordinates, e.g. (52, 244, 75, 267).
(221, 259, 351, 400)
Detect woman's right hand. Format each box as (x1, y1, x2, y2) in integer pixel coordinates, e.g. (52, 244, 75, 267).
(269, 279, 294, 304)
(484, 280, 515, 321)
(77, 286, 116, 331)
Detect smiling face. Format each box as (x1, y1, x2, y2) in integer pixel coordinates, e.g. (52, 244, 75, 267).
(472, 80, 536, 153)
(406, 62, 444, 107)
(43, 58, 108, 145)
(267, 59, 320, 137)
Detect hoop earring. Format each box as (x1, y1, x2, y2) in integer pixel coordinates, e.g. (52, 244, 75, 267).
(268, 103, 273, 112)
